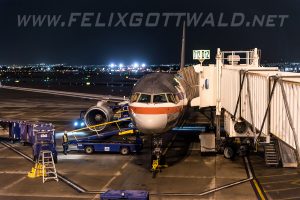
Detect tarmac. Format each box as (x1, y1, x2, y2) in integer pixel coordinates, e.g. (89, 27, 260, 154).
(0, 88, 300, 200)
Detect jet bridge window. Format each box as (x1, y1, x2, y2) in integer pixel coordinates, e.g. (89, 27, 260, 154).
(153, 94, 168, 103)
(138, 94, 151, 103)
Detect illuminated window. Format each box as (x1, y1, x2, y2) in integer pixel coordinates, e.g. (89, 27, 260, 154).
(138, 94, 151, 103)
(167, 94, 177, 104)
(130, 93, 140, 103)
(153, 94, 168, 103)
(175, 94, 180, 103)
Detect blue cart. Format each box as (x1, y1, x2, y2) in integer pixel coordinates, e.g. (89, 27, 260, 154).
(100, 190, 149, 200)
(76, 136, 143, 155)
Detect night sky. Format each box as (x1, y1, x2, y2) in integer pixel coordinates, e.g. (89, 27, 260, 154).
(0, 0, 299, 65)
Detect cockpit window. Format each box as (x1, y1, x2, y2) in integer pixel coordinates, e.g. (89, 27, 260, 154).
(167, 94, 177, 104)
(175, 94, 180, 103)
(138, 94, 151, 103)
(153, 94, 168, 103)
(130, 93, 140, 103)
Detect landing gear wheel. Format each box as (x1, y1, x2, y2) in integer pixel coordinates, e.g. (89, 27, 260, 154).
(224, 146, 234, 159)
(84, 146, 94, 154)
(120, 147, 129, 155)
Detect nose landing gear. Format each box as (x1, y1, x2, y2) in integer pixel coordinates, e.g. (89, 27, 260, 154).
(151, 137, 168, 178)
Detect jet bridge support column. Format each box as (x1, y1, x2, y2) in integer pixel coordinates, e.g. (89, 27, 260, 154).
(191, 48, 223, 152)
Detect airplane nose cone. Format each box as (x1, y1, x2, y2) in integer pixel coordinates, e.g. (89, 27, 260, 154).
(132, 114, 168, 134)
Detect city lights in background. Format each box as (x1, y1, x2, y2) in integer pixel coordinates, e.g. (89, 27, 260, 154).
(133, 62, 139, 68)
(107, 62, 147, 69)
(0, 61, 193, 76)
(109, 63, 116, 68)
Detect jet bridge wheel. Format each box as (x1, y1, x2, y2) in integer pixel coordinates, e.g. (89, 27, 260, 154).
(224, 146, 235, 159)
(84, 146, 94, 154)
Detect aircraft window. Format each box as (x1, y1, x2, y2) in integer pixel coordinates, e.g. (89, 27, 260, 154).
(175, 95, 180, 103)
(167, 94, 177, 104)
(130, 93, 140, 102)
(138, 94, 151, 103)
(153, 94, 168, 103)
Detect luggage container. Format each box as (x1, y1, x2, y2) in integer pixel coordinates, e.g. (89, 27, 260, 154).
(0, 120, 24, 141)
(31, 123, 57, 163)
(0, 122, 9, 137)
(0, 121, 13, 139)
(20, 122, 34, 145)
(100, 190, 149, 200)
(9, 121, 21, 141)
(20, 122, 54, 145)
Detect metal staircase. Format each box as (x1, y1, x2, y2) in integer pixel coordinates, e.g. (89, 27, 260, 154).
(264, 140, 280, 167)
(38, 150, 58, 183)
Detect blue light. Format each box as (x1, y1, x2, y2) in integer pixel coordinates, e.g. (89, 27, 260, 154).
(74, 122, 78, 126)
(80, 122, 85, 127)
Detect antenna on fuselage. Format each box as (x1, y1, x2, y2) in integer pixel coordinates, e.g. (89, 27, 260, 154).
(180, 21, 186, 70)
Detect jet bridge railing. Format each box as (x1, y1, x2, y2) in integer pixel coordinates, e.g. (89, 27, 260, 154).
(221, 48, 260, 66)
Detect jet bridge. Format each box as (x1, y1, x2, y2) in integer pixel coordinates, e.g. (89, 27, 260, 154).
(190, 48, 300, 167)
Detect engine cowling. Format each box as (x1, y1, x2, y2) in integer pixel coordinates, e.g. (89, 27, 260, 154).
(84, 101, 114, 131)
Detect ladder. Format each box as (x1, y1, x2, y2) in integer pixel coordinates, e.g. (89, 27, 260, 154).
(264, 140, 280, 167)
(38, 150, 59, 183)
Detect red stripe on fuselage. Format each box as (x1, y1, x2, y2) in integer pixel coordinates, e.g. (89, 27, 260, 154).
(129, 106, 182, 114)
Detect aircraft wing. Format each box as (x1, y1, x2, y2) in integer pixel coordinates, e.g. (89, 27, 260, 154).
(0, 85, 128, 102)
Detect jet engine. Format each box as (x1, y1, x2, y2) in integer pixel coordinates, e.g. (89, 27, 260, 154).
(84, 101, 114, 131)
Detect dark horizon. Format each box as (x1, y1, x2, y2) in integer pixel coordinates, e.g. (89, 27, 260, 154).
(0, 0, 299, 65)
